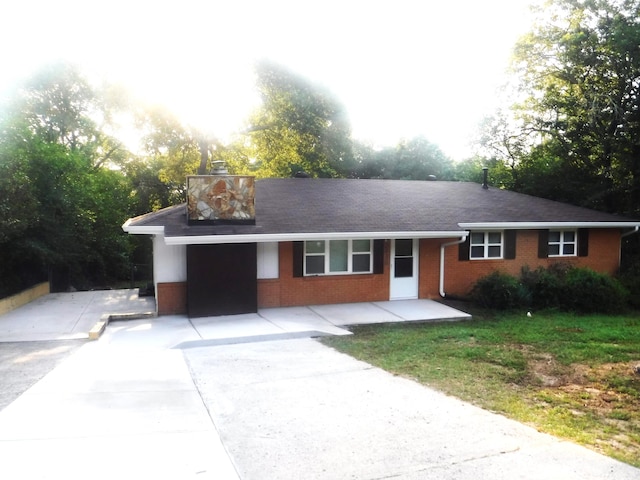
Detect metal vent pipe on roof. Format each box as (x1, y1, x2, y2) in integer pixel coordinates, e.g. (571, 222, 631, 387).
(482, 167, 489, 189)
(211, 161, 228, 175)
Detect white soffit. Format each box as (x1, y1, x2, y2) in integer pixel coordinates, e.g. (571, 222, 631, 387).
(162, 231, 468, 245)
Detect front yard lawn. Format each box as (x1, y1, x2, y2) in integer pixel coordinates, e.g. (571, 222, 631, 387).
(322, 311, 640, 467)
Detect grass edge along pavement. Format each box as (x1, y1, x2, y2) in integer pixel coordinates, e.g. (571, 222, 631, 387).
(322, 311, 640, 468)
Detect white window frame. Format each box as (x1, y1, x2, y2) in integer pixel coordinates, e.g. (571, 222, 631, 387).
(470, 231, 503, 260)
(548, 230, 577, 257)
(304, 239, 373, 276)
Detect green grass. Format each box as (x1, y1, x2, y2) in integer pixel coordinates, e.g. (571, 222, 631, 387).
(322, 311, 640, 467)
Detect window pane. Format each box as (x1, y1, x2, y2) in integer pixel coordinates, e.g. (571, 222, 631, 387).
(395, 239, 413, 257)
(306, 256, 324, 274)
(353, 239, 371, 252)
(395, 257, 413, 277)
(353, 254, 371, 272)
(329, 240, 348, 272)
(306, 240, 325, 254)
(488, 246, 501, 257)
(563, 244, 575, 255)
(471, 232, 484, 244)
(548, 244, 560, 256)
(471, 246, 484, 258)
(548, 231, 561, 242)
(564, 231, 575, 242)
(488, 232, 501, 244)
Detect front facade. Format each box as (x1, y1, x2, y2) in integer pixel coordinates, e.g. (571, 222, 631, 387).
(123, 177, 639, 317)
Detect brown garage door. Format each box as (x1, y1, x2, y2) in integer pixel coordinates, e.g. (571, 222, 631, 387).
(186, 243, 257, 317)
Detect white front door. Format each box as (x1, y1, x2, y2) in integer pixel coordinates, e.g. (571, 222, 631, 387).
(389, 239, 419, 300)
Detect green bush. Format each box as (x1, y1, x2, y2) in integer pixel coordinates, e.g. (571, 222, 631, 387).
(470, 271, 529, 310)
(618, 254, 640, 309)
(520, 266, 562, 309)
(471, 265, 629, 313)
(562, 267, 628, 313)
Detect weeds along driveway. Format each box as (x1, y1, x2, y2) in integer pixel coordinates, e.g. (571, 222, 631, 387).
(183, 338, 640, 480)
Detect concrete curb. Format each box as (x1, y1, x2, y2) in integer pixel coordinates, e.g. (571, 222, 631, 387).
(88, 312, 156, 340)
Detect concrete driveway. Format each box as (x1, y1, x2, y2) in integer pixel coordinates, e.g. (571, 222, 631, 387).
(0, 294, 638, 479)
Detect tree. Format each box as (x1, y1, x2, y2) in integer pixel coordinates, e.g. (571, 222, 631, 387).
(350, 136, 454, 180)
(237, 61, 355, 178)
(509, 0, 640, 216)
(0, 64, 136, 294)
(13, 62, 128, 169)
(134, 105, 202, 202)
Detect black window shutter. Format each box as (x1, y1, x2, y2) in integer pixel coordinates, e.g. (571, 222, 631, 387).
(538, 230, 549, 258)
(458, 236, 470, 261)
(293, 241, 304, 277)
(373, 239, 384, 274)
(578, 229, 589, 257)
(504, 230, 517, 259)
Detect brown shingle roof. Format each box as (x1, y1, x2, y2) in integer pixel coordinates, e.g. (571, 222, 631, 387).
(124, 178, 637, 238)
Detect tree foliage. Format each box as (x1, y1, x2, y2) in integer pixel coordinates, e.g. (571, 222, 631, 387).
(351, 137, 455, 180)
(502, 0, 640, 217)
(0, 64, 135, 294)
(232, 61, 355, 178)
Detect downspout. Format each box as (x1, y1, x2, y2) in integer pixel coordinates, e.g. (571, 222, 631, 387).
(621, 226, 639, 238)
(439, 234, 468, 298)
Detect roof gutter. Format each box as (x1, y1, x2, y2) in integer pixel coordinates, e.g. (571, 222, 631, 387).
(162, 230, 467, 245)
(439, 233, 469, 298)
(458, 221, 640, 229)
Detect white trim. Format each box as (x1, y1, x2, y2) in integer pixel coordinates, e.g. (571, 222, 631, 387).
(548, 229, 577, 257)
(160, 230, 466, 245)
(458, 222, 640, 229)
(390, 238, 419, 300)
(469, 230, 503, 260)
(122, 219, 164, 235)
(303, 239, 373, 276)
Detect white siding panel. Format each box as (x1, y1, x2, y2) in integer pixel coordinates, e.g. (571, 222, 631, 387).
(257, 242, 279, 279)
(153, 235, 187, 283)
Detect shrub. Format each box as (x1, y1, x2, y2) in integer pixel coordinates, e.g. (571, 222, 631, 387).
(520, 266, 562, 309)
(471, 265, 629, 313)
(562, 267, 628, 313)
(470, 271, 529, 310)
(618, 253, 640, 309)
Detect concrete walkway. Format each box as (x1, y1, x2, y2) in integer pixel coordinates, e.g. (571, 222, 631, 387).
(0, 292, 638, 479)
(0, 290, 470, 343)
(0, 290, 156, 342)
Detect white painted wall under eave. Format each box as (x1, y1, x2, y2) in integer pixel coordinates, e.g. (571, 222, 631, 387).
(152, 237, 279, 285)
(257, 242, 279, 279)
(153, 235, 187, 284)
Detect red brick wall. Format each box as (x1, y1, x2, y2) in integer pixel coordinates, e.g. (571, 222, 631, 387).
(156, 230, 622, 312)
(418, 238, 446, 299)
(441, 229, 621, 297)
(259, 241, 391, 307)
(156, 282, 187, 315)
(257, 279, 281, 308)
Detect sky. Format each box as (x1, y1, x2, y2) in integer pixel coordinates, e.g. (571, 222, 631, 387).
(1, 0, 539, 161)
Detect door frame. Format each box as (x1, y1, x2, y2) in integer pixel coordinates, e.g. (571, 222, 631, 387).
(389, 238, 419, 300)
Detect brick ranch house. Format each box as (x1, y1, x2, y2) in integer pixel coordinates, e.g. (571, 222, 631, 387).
(122, 175, 640, 317)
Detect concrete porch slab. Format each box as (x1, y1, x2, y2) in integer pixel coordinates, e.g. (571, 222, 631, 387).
(309, 302, 401, 326)
(259, 306, 351, 336)
(374, 299, 472, 322)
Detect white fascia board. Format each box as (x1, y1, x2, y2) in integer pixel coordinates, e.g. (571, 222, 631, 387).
(163, 230, 467, 245)
(122, 222, 165, 235)
(458, 222, 640, 230)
